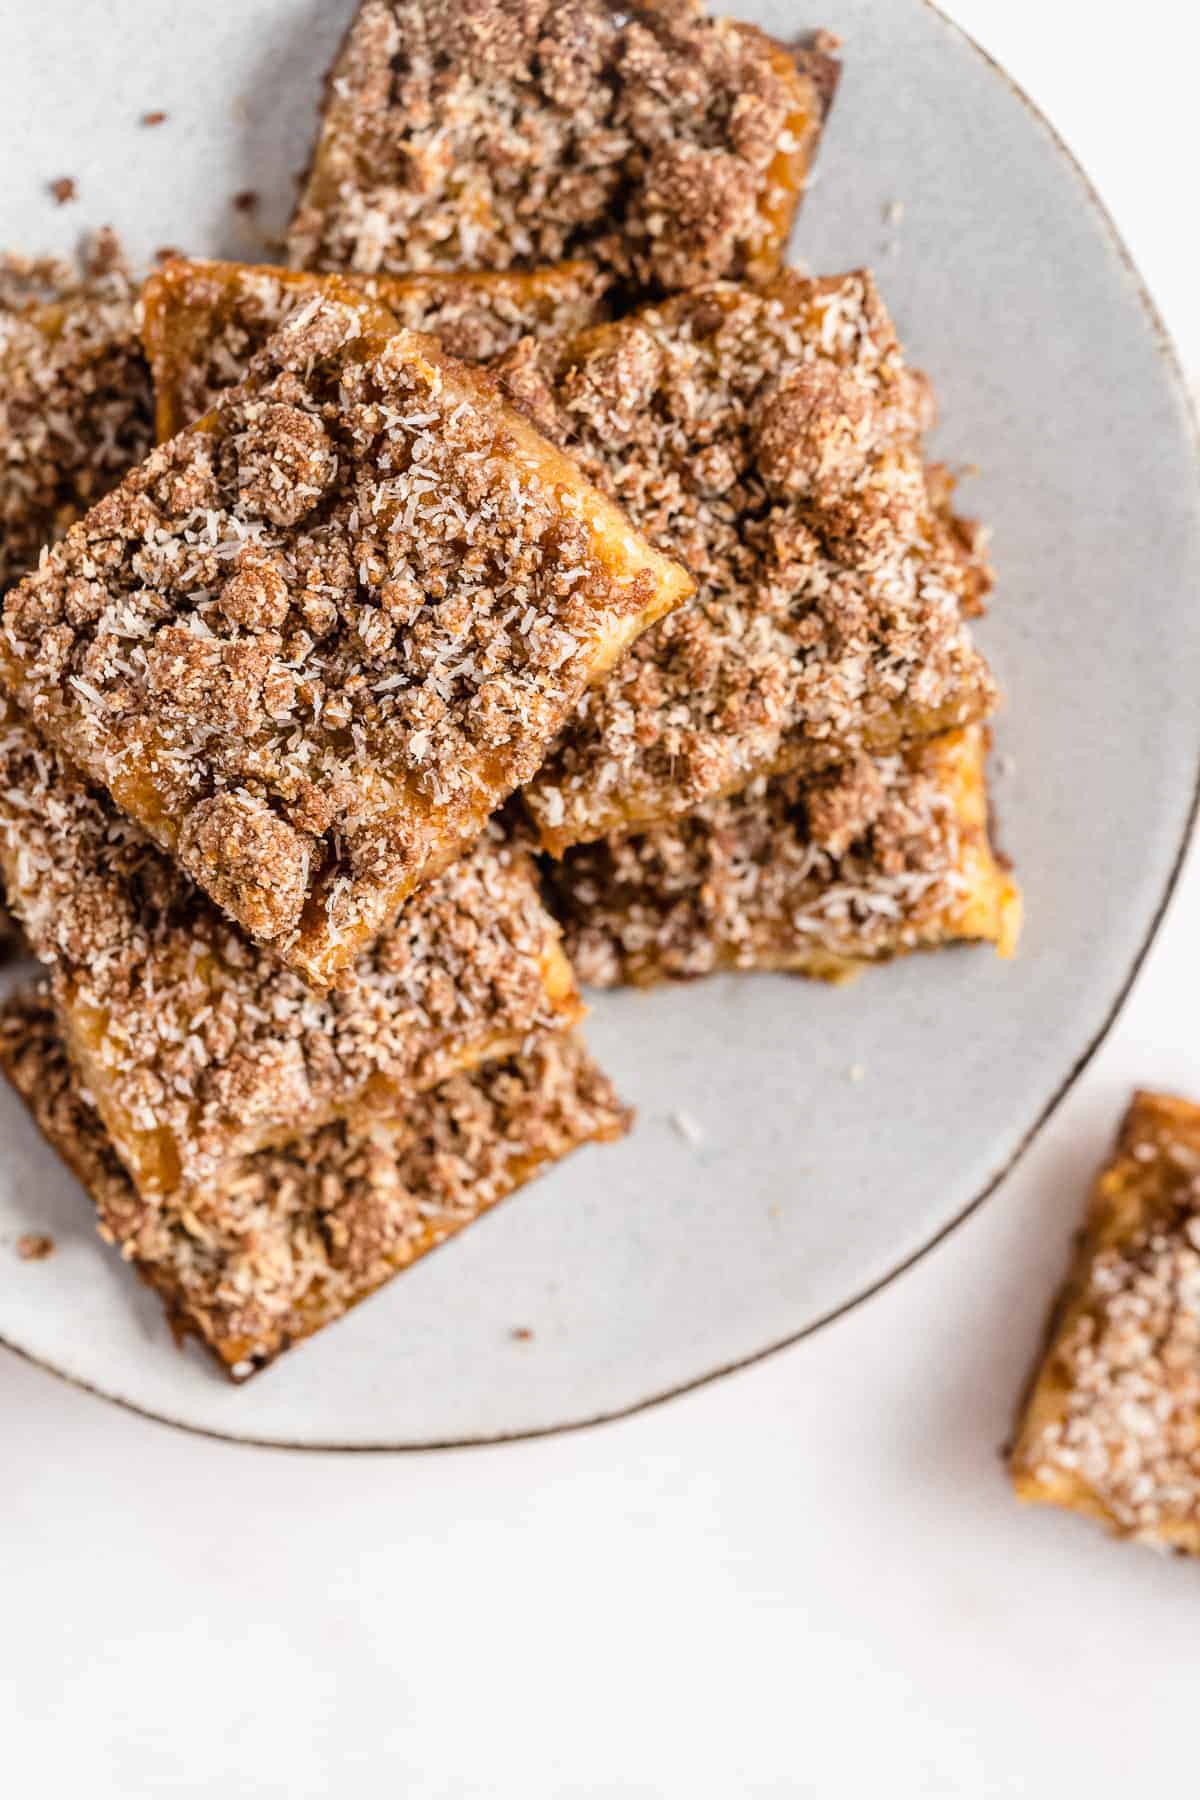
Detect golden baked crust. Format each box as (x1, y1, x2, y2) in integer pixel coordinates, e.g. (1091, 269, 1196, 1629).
(142, 257, 614, 439)
(0, 703, 581, 1202)
(287, 0, 836, 291)
(0, 229, 152, 593)
(501, 272, 999, 852)
(0, 985, 629, 1379)
(547, 726, 1020, 985)
(1, 282, 692, 982)
(1012, 1090, 1200, 1551)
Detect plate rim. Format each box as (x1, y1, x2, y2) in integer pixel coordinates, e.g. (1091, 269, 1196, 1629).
(4, 0, 1199, 1451)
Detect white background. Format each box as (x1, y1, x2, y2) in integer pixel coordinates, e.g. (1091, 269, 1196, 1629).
(5, 3, 1200, 1793)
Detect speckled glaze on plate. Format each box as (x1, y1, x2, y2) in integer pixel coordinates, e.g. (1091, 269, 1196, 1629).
(1, 0, 1197, 1448)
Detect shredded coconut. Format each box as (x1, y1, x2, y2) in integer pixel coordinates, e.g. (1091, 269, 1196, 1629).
(546, 728, 1019, 985)
(1, 283, 689, 982)
(0, 988, 628, 1378)
(287, 0, 837, 291)
(508, 271, 997, 851)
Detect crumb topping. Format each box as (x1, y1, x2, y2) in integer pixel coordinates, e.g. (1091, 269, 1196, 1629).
(15, 1232, 55, 1261)
(547, 727, 1012, 985)
(1017, 1096, 1200, 1541)
(2, 284, 688, 979)
(0, 229, 153, 594)
(287, 0, 833, 290)
(0, 707, 581, 1198)
(142, 257, 613, 436)
(504, 272, 998, 849)
(0, 987, 628, 1376)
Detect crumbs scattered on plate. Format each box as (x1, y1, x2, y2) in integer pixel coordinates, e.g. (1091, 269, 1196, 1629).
(15, 1233, 55, 1262)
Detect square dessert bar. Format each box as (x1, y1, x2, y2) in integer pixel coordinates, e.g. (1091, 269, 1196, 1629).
(142, 256, 614, 439)
(505, 272, 999, 852)
(0, 987, 629, 1379)
(1, 282, 692, 982)
(0, 229, 153, 593)
(1012, 1090, 1200, 1551)
(0, 703, 581, 1203)
(546, 727, 1020, 986)
(287, 0, 837, 291)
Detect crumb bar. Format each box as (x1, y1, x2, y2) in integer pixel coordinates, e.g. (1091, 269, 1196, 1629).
(0, 986, 629, 1379)
(503, 273, 999, 851)
(0, 229, 153, 593)
(142, 256, 614, 439)
(287, 0, 836, 291)
(1011, 1090, 1200, 1551)
(1, 282, 692, 982)
(0, 703, 581, 1201)
(547, 727, 1020, 986)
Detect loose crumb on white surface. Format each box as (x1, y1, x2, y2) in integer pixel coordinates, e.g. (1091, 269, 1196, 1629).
(995, 752, 1018, 778)
(847, 1062, 866, 1084)
(671, 1109, 706, 1148)
(15, 1233, 55, 1262)
(883, 199, 905, 225)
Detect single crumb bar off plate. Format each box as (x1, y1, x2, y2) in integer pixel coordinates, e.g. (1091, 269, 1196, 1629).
(142, 256, 614, 439)
(504, 271, 998, 852)
(0, 229, 152, 594)
(287, 0, 837, 291)
(548, 726, 1020, 986)
(1012, 1090, 1200, 1551)
(0, 987, 629, 1380)
(0, 283, 691, 982)
(0, 703, 581, 1203)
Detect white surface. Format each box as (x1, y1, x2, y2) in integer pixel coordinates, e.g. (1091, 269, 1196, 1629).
(4, 0, 1200, 1791)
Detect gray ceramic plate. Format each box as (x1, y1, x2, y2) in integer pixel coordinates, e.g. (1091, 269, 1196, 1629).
(1, 0, 1197, 1447)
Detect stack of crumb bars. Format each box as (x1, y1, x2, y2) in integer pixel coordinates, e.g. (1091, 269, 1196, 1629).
(0, 0, 1019, 1379)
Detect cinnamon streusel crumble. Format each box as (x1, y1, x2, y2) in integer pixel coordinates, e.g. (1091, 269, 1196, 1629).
(142, 257, 614, 439)
(501, 271, 998, 851)
(0, 987, 628, 1378)
(1012, 1090, 1200, 1552)
(287, 0, 836, 291)
(1, 283, 692, 982)
(0, 229, 153, 594)
(0, 704, 582, 1203)
(547, 727, 1020, 986)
